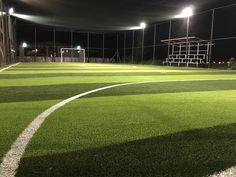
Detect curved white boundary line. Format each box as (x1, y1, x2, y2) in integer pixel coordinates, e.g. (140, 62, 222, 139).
(0, 63, 20, 72)
(1, 78, 236, 177)
(210, 168, 236, 177)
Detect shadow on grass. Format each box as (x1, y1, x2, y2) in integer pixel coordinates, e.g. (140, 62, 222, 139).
(0, 72, 235, 79)
(17, 123, 236, 177)
(1, 80, 236, 103)
(0, 83, 109, 103)
(86, 80, 236, 98)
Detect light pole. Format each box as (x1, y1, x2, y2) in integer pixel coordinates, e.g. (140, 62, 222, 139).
(175, 7, 193, 37)
(209, 9, 215, 68)
(129, 22, 146, 64)
(140, 22, 146, 64)
(175, 7, 193, 64)
(153, 24, 157, 64)
(132, 30, 135, 64)
(7, 8, 14, 64)
(22, 42, 28, 58)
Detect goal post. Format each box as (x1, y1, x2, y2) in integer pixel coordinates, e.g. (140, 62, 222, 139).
(60, 48, 86, 63)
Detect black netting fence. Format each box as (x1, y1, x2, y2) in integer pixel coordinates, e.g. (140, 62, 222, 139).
(0, 0, 17, 67)
(17, 3, 236, 67)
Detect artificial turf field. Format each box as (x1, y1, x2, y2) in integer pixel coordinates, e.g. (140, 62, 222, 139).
(0, 62, 236, 177)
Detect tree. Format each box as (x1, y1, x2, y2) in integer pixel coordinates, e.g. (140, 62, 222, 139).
(229, 57, 236, 69)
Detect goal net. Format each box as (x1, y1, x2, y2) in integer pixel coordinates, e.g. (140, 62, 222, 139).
(60, 48, 86, 63)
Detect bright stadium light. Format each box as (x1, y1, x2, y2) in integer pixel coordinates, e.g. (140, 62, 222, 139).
(0, 11, 6, 16)
(76, 45, 81, 50)
(9, 8, 14, 15)
(129, 22, 147, 30)
(22, 42, 28, 48)
(175, 7, 193, 18)
(140, 22, 146, 29)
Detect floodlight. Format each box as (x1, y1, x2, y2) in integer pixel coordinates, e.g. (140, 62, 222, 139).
(129, 26, 140, 30)
(76, 45, 81, 50)
(129, 22, 147, 30)
(175, 7, 193, 18)
(22, 42, 28, 48)
(0, 11, 6, 16)
(9, 8, 14, 15)
(140, 22, 146, 29)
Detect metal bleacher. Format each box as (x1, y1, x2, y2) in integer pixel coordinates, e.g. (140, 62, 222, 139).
(161, 37, 213, 67)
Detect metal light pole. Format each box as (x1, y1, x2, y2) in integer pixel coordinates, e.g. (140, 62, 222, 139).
(21, 42, 28, 59)
(152, 24, 157, 64)
(34, 27, 37, 60)
(124, 32, 126, 63)
(87, 32, 90, 62)
(7, 10, 12, 64)
(167, 20, 172, 59)
(175, 7, 193, 66)
(209, 9, 215, 68)
(116, 33, 119, 63)
(138, 22, 146, 64)
(186, 16, 190, 59)
(141, 28, 145, 64)
(53, 29, 56, 58)
(132, 30, 135, 64)
(102, 33, 105, 61)
(186, 17, 190, 38)
(70, 31, 73, 59)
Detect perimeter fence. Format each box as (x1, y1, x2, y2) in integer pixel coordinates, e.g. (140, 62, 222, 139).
(17, 3, 236, 67)
(0, 0, 17, 67)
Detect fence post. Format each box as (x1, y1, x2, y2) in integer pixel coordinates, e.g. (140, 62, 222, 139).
(153, 24, 157, 64)
(141, 28, 145, 64)
(124, 32, 126, 63)
(209, 9, 215, 68)
(71, 30, 73, 58)
(53, 29, 56, 58)
(87, 32, 90, 61)
(34, 27, 37, 60)
(167, 20, 172, 60)
(103, 33, 105, 61)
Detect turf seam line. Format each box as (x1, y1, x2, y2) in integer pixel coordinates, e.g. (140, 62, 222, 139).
(0, 78, 236, 177)
(0, 63, 20, 72)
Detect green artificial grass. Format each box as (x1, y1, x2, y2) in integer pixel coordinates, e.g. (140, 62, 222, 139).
(0, 62, 235, 177)
(17, 90, 236, 177)
(1, 63, 236, 87)
(0, 100, 59, 161)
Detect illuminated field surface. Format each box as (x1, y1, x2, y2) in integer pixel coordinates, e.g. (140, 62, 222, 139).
(0, 63, 236, 177)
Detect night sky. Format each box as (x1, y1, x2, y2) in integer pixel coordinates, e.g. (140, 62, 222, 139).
(5, 0, 236, 31)
(4, 0, 236, 60)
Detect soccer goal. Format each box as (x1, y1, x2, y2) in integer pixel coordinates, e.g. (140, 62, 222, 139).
(60, 48, 86, 63)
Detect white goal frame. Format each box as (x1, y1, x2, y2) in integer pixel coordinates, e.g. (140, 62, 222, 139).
(60, 48, 86, 63)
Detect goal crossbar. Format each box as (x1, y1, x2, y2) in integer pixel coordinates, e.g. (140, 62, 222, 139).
(60, 48, 86, 63)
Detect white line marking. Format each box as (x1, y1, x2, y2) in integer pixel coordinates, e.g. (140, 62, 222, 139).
(0, 63, 20, 72)
(210, 168, 236, 177)
(0, 78, 236, 177)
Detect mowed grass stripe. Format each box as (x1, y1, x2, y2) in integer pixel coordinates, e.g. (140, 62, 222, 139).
(0, 100, 59, 162)
(85, 80, 236, 98)
(0, 62, 235, 177)
(2, 81, 174, 177)
(1, 76, 236, 87)
(1, 80, 235, 177)
(1, 71, 236, 80)
(0, 80, 236, 103)
(17, 90, 236, 177)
